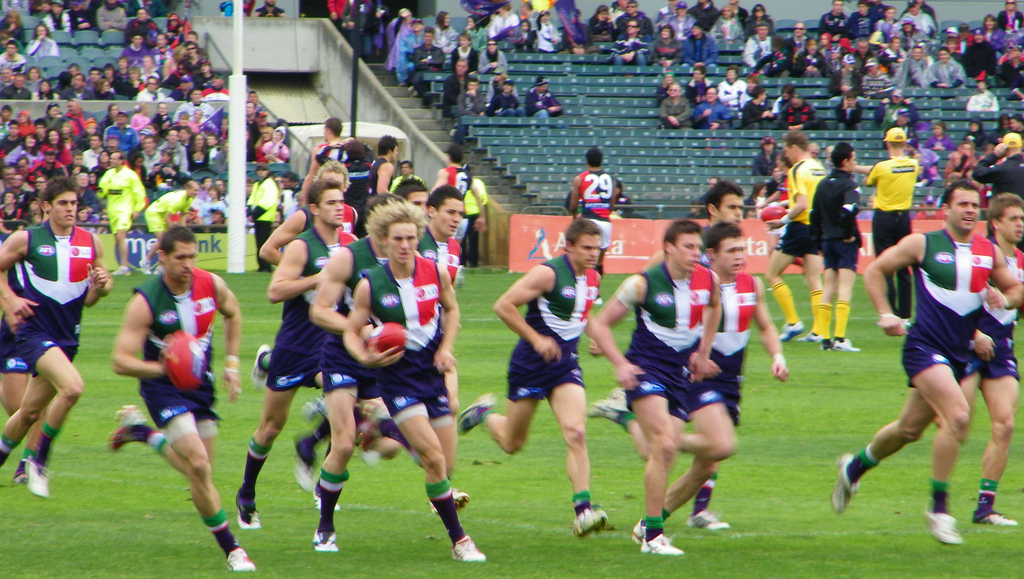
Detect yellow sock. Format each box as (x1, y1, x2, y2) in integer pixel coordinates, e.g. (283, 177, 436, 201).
(809, 290, 823, 335)
(835, 300, 851, 339)
(770, 281, 800, 325)
(815, 303, 833, 340)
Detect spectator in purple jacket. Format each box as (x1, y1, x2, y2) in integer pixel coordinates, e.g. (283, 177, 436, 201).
(525, 76, 562, 118)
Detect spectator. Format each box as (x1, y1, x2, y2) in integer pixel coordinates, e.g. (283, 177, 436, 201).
(396, 18, 423, 86)
(36, 78, 56, 100)
(878, 35, 906, 77)
(902, 1, 935, 37)
(680, 23, 718, 65)
(784, 20, 808, 55)
(663, 3, 694, 41)
(201, 74, 229, 102)
(1000, 44, 1024, 89)
(254, 0, 285, 17)
(26, 24, 59, 58)
(533, 10, 561, 53)
(657, 0, 681, 23)
(453, 75, 485, 143)
(97, 0, 127, 31)
(488, 3, 519, 39)
(751, 138, 779, 178)
(861, 58, 893, 98)
(7, 133, 42, 167)
(793, 37, 826, 78)
(125, 7, 157, 46)
(752, 35, 789, 77)
(588, 5, 615, 42)
(658, 82, 692, 128)
(692, 86, 732, 129)
(611, 20, 648, 66)
(43, 0, 71, 32)
(779, 94, 820, 130)
(410, 26, 444, 107)
(450, 33, 479, 73)
(964, 117, 992, 151)
(486, 79, 525, 117)
(478, 38, 508, 74)
(925, 121, 956, 152)
(685, 64, 709, 104)
(742, 21, 771, 67)
(433, 12, 459, 54)
(973, 132, 1024, 196)
(121, 34, 153, 69)
(186, 132, 209, 172)
(740, 84, 773, 130)
(104, 111, 139, 152)
(967, 78, 1000, 112)
(717, 65, 745, 113)
(896, 18, 929, 53)
(744, 3, 773, 37)
(486, 67, 508, 105)
(896, 43, 931, 88)
(999, 0, 1024, 33)
(0, 40, 24, 73)
(829, 54, 863, 97)
(835, 90, 864, 129)
(944, 140, 979, 182)
(849, 37, 875, 72)
(770, 82, 796, 116)
(176, 88, 215, 123)
(656, 71, 676, 103)
(891, 108, 919, 147)
(847, 0, 874, 39)
(68, 0, 92, 30)
(724, 0, 747, 26)
(981, 15, 1006, 52)
(874, 88, 919, 129)
(964, 29, 997, 81)
(927, 47, 966, 89)
(650, 24, 682, 66)
(819, 0, 848, 39)
(525, 76, 562, 118)
(615, 1, 654, 40)
(138, 132, 159, 172)
(912, 195, 941, 219)
(384, 8, 413, 73)
(0, 72, 29, 99)
(711, 3, 742, 44)
(136, 75, 165, 100)
(689, 0, 719, 32)
(871, 6, 900, 46)
(441, 59, 469, 119)
(130, 102, 150, 132)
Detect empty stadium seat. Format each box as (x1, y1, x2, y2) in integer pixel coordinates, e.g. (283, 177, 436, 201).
(99, 30, 126, 46)
(73, 30, 101, 46)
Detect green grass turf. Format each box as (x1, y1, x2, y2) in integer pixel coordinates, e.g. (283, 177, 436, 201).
(2, 269, 1022, 578)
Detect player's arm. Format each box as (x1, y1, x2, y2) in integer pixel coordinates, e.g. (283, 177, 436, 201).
(493, 264, 562, 362)
(568, 174, 582, 216)
(690, 272, 722, 381)
(258, 210, 307, 266)
(0, 230, 35, 329)
(987, 244, 1024, 311)
(342, 278, 403, 367)
(309, 249, 354, 334)
(751, 276, 787, 381)
(299, 155, 321, 207)
(608, 179, 620, 212)
(84, 233, 112, 306)
(864, 162, 880, 187)
(434, 168, 449, 191)
(768, 190, 807, 230)
(376, 162, 394, 195)
(267, 240, 317, 303)
(586, 274, 647, 387)
(111, 293, 164, 379)
(864, 232, 925, 335)
(213, 273, 243, 401)
(434, 266, 459, 372)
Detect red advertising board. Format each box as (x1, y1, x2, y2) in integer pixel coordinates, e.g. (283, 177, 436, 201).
(508, 215, 957, 274)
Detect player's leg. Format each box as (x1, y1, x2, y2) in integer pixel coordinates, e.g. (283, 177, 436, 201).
(817, 267, 837, 347)
(23, 348, 85, 494)
(632, 393, 681, 550)
(974, 375, 1018, 525)
(831, 268, 859, 351)
(313, 388, 357, 551)
(113, 221, 131, 273)
(0, 373, 56, 467)
(1, 370, 36, 482)
(588, 387, 651, 457)
(765, 249, 801, 339)
(549, 383, 608, 536)
(666, 403, 735, 528)
(800, 252, 825, 341)
(445, 369, 460, 417)
(109, 404, 189, 475)
(236, 387, 298, 528)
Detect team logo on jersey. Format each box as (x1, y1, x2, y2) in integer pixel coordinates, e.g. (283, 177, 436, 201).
(932, 353, 949, 365)
(5, 358, 26, 371)
(37, 245, 55, 256)
(415, 284, 439, 301)
(699, 390, 723, 404)
(70, 246, 92, 259)
(193, 297, 216, 316)
(736, 292, 757, 305)
(329, 372, 355, 386)
(341, 222, 353, 234)
(972, 255, 993, 268)
(517, 387, 544, 398)
(380, 293, 401, 308)
(934, 252, 954, 264)
(276, 375, 304, 388)
(691, 289, 711, 305)
(392, 396, 412, 409)
(446, 254, 459, 266)
(585, 287, 599, 301)
(315, 256, 329, 269)
(561, 286, 576, 299)
(158, 310, 179, 325)
(423, 250, 437, 260)
(654, 292, 674, 306)
(637, 381, 663, 393)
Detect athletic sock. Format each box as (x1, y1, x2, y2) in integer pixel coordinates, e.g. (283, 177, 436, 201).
(34, 422, 60, 468)
(427, 478, 465, 545)
(814, 303, 832, 340)
(572, 490, 591, 516)
(931, 479, 950, 514)
(976, 478, 998, 514)
(846, 446, 879, 483)
(298, 418, 331, 453)
(0, 433, 19, 467)
(809, 290, 823, 335)
(257, 350, 271, 371)
(238, 437, 272, 501)
(378, 418, 412, 450)
(202, 510, 239, 556)
(619, 411, 636, 431)
(644, 515, 664, 542)
(146, 431, 167, 454)
(317, 468, 349, 533)
(661, 508, 672, 521)
(835, 300, 851, 339)
(692, 472, 718, 516)
(770, 281, 800, 325)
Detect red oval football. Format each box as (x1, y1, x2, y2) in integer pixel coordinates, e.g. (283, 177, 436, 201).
(760, 205, 788, 222)
(367, 322, 407, 353)
(163, 330, 204, 390)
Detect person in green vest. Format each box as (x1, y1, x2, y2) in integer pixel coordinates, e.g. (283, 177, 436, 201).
(247, 163, 280, 273)
(98, 150, 147, 276)
(141, 180, 200, 275)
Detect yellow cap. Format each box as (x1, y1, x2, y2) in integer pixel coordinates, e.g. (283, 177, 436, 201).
(884, 127, 907, 143)
(1004, 132, 1023, 148)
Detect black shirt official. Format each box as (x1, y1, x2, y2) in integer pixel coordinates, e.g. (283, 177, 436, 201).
(810, 168, 861, 247)
(973, 133, 1024, 198)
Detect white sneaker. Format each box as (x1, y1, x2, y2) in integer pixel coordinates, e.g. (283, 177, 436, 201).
(796, 332, 823, 343)
(226, 547, 256, 572)
(452, 535, 486, 562)
(588, 388, 629, 422)
(641, 534, 684, 556)
(236, 494, 261, 530)
(631, 518, 645, 544)
(572, 508, 609, 537)
(454, 266, 465, 289)
(926, 511, 963, 545)
(974, 512, 1018, 526)
(687, 511, 730, 530)
(294, 456, 316, 493)
(830, 338, 861, 352)
(140, 256, 152, 275)
(250, 344, 271, 390)
(26, 460, 49, 498)
(114, 404, 147, 427)
(453, 487, 471, 510)
(313, 487, 342, 511)
(301, 397, 328, 422)
(832, 453, 858, 514)
(313, 531, 339, 552)
(779, 321, 804, 342)
(111, 266, 131, 276)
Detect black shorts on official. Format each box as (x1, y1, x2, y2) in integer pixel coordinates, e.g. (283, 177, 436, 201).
(821, 239, 860, 271)
(777, 222, 817, 257)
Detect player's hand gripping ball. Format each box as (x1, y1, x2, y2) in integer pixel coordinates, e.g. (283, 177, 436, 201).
(760, 205, 788, 222)
(367, 322, 407, 353)
(163, 330, 205, 390)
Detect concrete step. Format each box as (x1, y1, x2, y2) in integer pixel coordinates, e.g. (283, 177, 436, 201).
(386, 86, 415, 98)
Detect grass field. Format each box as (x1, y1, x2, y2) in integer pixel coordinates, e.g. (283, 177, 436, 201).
(3, 269, 1023, 579)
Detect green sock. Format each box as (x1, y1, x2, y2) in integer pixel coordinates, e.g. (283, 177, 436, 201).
(572, 490, 591, 505)
(620, 411, 635, 432)
(980, 478, 998, 493)
(425, 478, 452, 498)
(661, 508, 672, 521)
(248, 437, 273, 458)
(931, 479, 950, 493)
(21, 447, 35, 460)
(202, 509, 228, 528)
(258, 351, 271, 371)
(41, 422, 59, 438)
(858, 447, 879, 468)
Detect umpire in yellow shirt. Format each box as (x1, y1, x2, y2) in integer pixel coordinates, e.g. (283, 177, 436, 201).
(247, 163, 280, 272)
(98, 150, 148, 276)
(865, 127, 920, 320)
